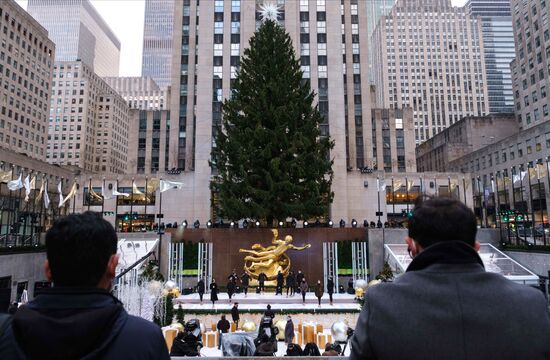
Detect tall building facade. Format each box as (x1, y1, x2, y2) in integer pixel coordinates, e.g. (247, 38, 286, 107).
(141, 0, 174, 89)
(103, 76, 170, 111)
(0, 0, 55, 161)
(47, 61, 129, 173)
(371, 0, 489, 144)
(511, 0, 550, 130)
(27, 0, 120, 77)
(466, 0, 515, 114)
(167, 0, 421, 221)
(366, 0, 395, 84)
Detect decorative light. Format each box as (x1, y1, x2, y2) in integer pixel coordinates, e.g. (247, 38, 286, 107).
(182, 220, 188, 228)
(328, 220, 333, 228)
(339, 219, 346, 228)
(278, 221, 284, 227)
(243, 220, 249, 229)
(259, 2, 280, 22)
(303, 220, 309, 228)
(230, 221, 236, 228)
(194, 220, 200, 229)
(352, 219, 358, 228)
(255, 220, 260, 227)
(207, 220, 212, 228)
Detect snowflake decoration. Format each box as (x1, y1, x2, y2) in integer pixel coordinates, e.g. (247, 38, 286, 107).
(259, 2, 280, 22)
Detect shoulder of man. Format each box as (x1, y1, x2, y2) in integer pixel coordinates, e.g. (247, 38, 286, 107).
(0, 314, 22, 360)
(115, 314, 169, 358)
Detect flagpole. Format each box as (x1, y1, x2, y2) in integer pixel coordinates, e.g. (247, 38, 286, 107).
(88, 177, 92, 211)
(144, 177, 148, 230)
(494, 174, 500, 228)
(462, 177, 467, 205)
(30, 173, 38, 244)
(405, 177, 409, 214)
(527, 164, 536, 242)
(536, 161, 546, 246)
(16, 169, 24, 246)
(72, 180, 76, 214)
(391, 178, 395, 219)
(518, 165, 526, 219)
(376, 176, 381, 224)
(434, 177, 438, 197)
(130, 178, 134, 233)
(101, 177, 105, 216)
(158, 177, 163, 268)
(115, 179, 119, 232)
(22, 170, 31, 242)
(5, 165, 14, 239)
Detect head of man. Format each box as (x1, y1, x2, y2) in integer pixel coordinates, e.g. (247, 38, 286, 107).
(45, 211, 118, 289)
(406, 197, 479, 257)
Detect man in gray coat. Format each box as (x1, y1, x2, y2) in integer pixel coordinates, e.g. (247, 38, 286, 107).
(350, 197, 550, 360)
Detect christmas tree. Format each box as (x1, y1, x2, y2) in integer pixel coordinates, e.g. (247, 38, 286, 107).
(211, 18, 334, 226)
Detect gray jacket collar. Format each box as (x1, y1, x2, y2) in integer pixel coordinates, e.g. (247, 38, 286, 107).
(406, 241, 484, 273)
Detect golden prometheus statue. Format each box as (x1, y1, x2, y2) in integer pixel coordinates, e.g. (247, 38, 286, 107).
(239, 229, 311, 284)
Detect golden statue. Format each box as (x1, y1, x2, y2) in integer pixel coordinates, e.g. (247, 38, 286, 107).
(239, 229, 311, 284)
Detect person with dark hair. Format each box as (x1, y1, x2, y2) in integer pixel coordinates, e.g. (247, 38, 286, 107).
(197, 278, 205, 303)
(210, 279, 219, 307)
(216, 315, 230, 349)
(286, 271, 295, 297)
(285, 343, 302, 356)
(240, 272, 250, 296)
(227, 277, 235, 302)
(299, 278, 308, 304)
(303, 342, 321, 356)
(264, 304, 275, 319)
(322, 343, 339, 356)
(275, 271, 284, 295)
(258, 272, 267, 294)
(327, 277, 334, 305)
(351, 197, 550, 360)
(0, 212, 169, 359)
(284, 316, 295, 344)
(231, 303, 240, 329)
(314, 280, 324, 307)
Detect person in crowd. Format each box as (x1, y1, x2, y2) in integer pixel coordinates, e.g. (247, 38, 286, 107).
(264, 304, 275, 319)
(296, 270, 305, 294)
(299, 278, 308, 304)
(276, 271, 284, 295)
(258, 272, 267, 294)
(216, 315, 230, 349)
(350, 197, 550, 360)
(241, 272, 250, 296)
(286, 343, 302, 356)
(284, 316, 295, 344)
(197, 277, 205, 303)
(286, 271, 295, 297)
(210, 279, 219, 307)
(231, 302, 240, 329)
(227, 277, 235, 302)
(322, 343, 339, 356)
(303, 342, 321, 356)
(347, 277, 355, 294)
(327, 276, 334, 305)
(0, 212, 169, 359)
(315, 280, 324, 307)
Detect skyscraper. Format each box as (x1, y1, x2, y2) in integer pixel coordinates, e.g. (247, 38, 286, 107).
(167, 0, 417, 222)
(510, 0, 550, 130)
(47, 61, 129, 173)
(366, 0, 395, 84)
(27, 0, 120, 77)
(0, 0, 55, 160)
(141, 0, 174, 89)
(371, 0, 489, 144)
(466, 0, 515, 114)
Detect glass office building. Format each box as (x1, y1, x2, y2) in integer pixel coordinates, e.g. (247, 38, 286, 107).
(466, 0, 515, 114)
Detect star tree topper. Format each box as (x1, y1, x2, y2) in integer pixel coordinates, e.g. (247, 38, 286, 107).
(259, 2, 281, 22)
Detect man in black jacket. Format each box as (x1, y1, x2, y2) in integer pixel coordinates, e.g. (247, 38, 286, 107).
(197, 278, 205, 303)
(275, 271, 284, 295)
(231, 302, 240, 329)
(257, 272, 267, 294)
(0, 212, 169, 360)
(350, 197, 550, 360)
(286, 271, 295, 297)
(240, 272, 250, 296)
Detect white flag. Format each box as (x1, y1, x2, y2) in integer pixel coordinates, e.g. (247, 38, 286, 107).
(60, 182, 77, 207)
(392, 179, 402, 192)
(112, 184, 130, 197)
(491, 180, 495, 193)
(160, 179, 184, 193)
(133, 181, 144, 195)
(406, 179, 414, 192)
(101, 181, 112, 200)
(8, 174, 23, 191)
(44, 182, 50, 209)
(376, 178, 386, 192)
(23, 175, 31, 201)
(58, 181, 64, 207)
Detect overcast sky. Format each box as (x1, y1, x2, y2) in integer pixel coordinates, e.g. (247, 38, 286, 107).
(16, 0, 469, 77)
